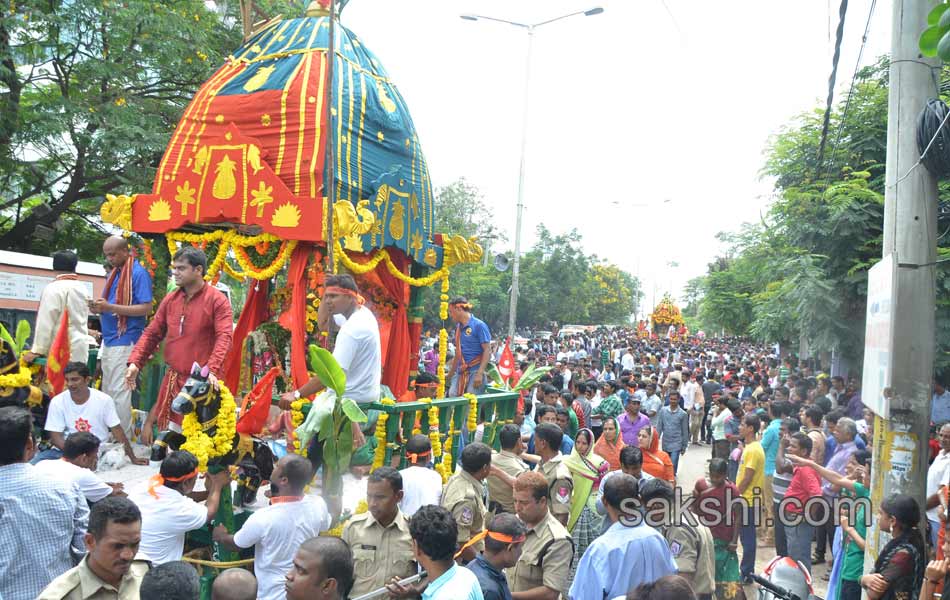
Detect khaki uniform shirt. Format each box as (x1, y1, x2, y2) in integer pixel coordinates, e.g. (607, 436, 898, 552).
(441, 469, 486, 551)
(507, 510, 573, 595)
(37, 557, 149, 600)
(487, 450, 527, 513)
(540, 455, 574, 517)
(342, 510, 417, 598)
(659, 521, 716, 596)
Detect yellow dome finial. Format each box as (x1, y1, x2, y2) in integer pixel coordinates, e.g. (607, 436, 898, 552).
(306, 0, 331, 17)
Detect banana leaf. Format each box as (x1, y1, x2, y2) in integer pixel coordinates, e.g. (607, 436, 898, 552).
(0, 324, 15, 354)
(336, 417, 353, 471)
(308, 345, 346, 397)
(512, 364, 551, 392)
(14, 321, 30, 354)
(485, 363, 506, 389)
(341, 397, 368, 423)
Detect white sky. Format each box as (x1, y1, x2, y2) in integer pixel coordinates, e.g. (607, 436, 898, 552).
(341, 0, 892, 318)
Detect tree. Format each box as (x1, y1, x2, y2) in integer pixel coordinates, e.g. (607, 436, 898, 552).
(0, 0, 300, 260)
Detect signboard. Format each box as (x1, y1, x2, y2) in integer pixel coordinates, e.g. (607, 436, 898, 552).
(861, 253, 897, 417)
(0, 271, 93, 302)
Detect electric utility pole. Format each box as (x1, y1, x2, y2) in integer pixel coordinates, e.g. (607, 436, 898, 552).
(864, 0, 938, 569)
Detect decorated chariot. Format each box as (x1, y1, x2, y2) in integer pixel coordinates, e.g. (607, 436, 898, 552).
(649, 294, 687, 339)
(91, 1, 519, 593)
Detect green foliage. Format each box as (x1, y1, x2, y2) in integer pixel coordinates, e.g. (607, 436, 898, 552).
(427, 180, 641, 332)
(308, 345, 346, 398)
(0, 0, 300, 260)
(920, 3, 950, 61)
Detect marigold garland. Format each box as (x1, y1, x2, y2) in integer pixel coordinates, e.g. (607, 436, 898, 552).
(464, 393, 479, 433)
(165, 231, 295, 281)
(0, 360, 32, 388)
(180, 382, 237, 472)
(437, 277, 449, 398)
(371, 398, 395, 471)
(290, 399, 309, 457)
(334, 240, 449, 287)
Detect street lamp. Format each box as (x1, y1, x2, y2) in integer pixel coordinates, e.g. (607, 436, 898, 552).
(461, 7, 604, 340)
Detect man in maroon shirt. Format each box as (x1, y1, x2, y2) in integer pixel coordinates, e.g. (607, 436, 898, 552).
(781, 432, 823, 573)
(123, 247, 232, 443)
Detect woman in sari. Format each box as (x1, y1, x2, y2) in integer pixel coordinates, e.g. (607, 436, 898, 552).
(638, 426, 675, 484)
(593, 416, 625, 471)
(861, 494, 925, 600)
(565, 428, 609, 582)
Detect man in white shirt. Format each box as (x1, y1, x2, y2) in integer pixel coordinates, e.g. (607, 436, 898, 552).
(214, 454, 332, 600)
(31, 362, 145, 465)
(927, 423, 950, 546)
(399, 434, 442, 516)
(25, 250, 91, 365)
(34, 431, 122, 503)
(132, 450, 230, 564)
(621, 348, 636, 372)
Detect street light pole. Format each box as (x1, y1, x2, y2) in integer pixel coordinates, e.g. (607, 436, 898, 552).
(462, 8, 603, 340)
(508, 27, 533, 341)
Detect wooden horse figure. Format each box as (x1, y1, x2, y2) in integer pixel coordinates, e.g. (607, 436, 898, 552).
(149, 364, 275, 507)
(0, 323, 47, 431)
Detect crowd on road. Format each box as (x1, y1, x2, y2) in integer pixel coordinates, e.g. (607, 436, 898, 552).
(4, 240, 950, 600)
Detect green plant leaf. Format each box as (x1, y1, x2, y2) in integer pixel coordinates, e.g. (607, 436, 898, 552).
(930, 2, 950, 26)
(307, 345, 346, 397)
(921, 25, 944, 56)
(323, 436, 338, 471)
(317, 410, 335, 442)
(14, 321, 30, 355)
(939, 31, 950, 61)
(485, 363, 507, 389)
(0, 325, 15, 355)
(341, 397, 368, 423)
(512, 365, 552, 392)
(336, 420, 353, 472)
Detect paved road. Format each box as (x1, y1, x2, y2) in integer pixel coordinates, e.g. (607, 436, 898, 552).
(675, 441, 831, 599)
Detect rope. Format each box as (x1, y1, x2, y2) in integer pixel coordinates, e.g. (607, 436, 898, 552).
(181, 556, 255, 568)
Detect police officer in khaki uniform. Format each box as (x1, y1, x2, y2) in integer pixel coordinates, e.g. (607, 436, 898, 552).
(487, 424, 528, 514)
(508, 470, 574, 599)
(641, 478, 716, 600)
(342, 467, 417, 598)
(440, 442, 492, 563)
(534, 422, 574, 526)
(38, 497, 150, 600)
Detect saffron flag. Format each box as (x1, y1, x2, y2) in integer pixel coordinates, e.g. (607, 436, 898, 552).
(237, 366, 282, 435)
(47, 308, 70, 395)
(498, 337, 515, 384)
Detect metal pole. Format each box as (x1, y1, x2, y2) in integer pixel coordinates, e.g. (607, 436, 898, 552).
(507, 28, 533, 340)
(864, 0, 938, 570)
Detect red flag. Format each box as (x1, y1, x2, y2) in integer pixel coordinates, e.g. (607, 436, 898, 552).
(237, 366, 282, 435)
(47, 308, 71, 395)
(498, 337, 515, 384)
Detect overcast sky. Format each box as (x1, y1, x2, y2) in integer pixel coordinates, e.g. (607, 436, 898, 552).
(340, 0, 891, 318)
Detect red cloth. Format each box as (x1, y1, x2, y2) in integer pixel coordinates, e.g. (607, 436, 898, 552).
(498, 338, 514, 384)
(129, 283, 233, 428)
(46, 308, 70, 395)
(783, 465, 823, 513)
(374, 249, 410, 398)
(283, 243, 313, 390)
(223, 279, 270, 392)
(237, 366, 281, 435)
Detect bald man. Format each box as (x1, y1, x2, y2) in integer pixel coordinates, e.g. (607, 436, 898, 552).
(211, 568, 257, 600)
(90, 235, 153, 437)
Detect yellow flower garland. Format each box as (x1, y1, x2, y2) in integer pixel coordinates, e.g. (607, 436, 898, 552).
(371, 398, 395, 471)
(180, 382, 237, 472)
(464, 393, 478, 433)
(0, 360, 32, 388)
(290, 399, 309, 457)
(165, 231, 296, 281)
(437, 277, 449, 398)
(334, 240, 450, 287)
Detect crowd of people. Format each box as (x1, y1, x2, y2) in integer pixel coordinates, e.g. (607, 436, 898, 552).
(4, 239, 950, 600)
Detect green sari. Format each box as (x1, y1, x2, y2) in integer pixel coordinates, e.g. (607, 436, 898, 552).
(563, 428, 609, 531)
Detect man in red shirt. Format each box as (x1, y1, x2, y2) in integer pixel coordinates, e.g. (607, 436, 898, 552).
(781, 432, 823, 573)
(124, 247, 233, 443)
(692, 458, 742, 599)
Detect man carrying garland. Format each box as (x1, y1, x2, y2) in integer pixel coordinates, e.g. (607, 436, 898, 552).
(124, 247, 232, 442)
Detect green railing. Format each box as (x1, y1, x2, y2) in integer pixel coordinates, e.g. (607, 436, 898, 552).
(363, 387, 520, 471)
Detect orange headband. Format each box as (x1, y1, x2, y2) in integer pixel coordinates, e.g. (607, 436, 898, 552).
(325, 286, 365, 305)
(454, 530, 526, 558)
(407, 450, 430, 464)
(147, 469, 198, 499)
(450, 301, 473, 309)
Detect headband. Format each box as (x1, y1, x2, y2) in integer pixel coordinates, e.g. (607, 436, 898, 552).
(325, 286, 365, 305)
(450, 301, 473, 309)
(148, 469, 198, 499)
(454, 529, 527, 559)
(406, 449, 430, 464)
